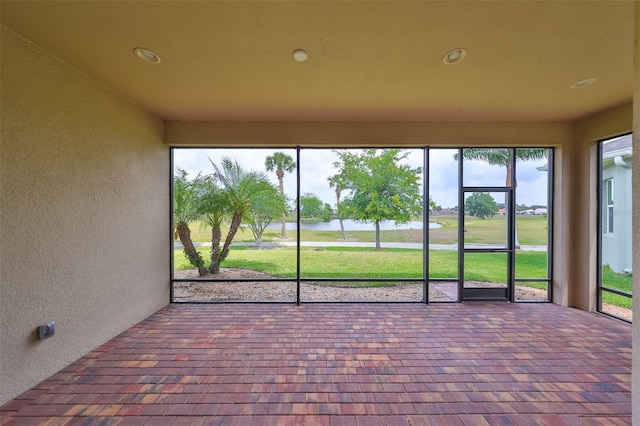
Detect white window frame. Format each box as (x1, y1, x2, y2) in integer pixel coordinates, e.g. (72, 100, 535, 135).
(605, 178, 614, 234)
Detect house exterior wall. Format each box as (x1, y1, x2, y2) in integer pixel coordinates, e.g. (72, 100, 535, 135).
(0, 27, 170, 405)
(601, 157, 633, 274)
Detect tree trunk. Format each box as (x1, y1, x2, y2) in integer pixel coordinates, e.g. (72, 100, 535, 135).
(336, 193, 347, 240)
(176, 222, 207, 277)
(220, 214, 242, 263)
(339, 218, 347, 240)
(280, 212, 287, 239)
(208, 225, 222, 274)
(375, 220, 381, 250)
(278, 172, 287, 239)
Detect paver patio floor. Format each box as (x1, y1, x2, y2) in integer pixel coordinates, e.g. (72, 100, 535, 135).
(0, 302, 632, 425)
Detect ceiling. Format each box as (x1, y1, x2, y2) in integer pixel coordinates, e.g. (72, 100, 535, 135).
(1, 1, 635, 122)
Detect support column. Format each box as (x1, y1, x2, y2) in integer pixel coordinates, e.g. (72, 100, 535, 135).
(556, 132, 597, 311)
(631, 1, 640, 423)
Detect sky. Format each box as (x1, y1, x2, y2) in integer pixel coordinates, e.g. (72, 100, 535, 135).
(173, 148, 550, 209)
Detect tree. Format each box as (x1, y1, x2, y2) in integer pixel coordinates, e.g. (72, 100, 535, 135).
(321, 203, 333, 222)
(193, 174, 227, 277)
(173, 169, 207, 276)
(244, 187, 286, 249)
(455, 148, 547, 186)
(328, 174, 348, 240)
(206, 157, 277, 274)
(454, 148, 547, 246)
(333, 149, 422, 250)
(265, 152, 296, 239)
(300, 193, 324, 218)
(465, 192, 499, 219)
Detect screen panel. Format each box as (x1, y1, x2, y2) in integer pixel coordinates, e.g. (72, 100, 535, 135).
(172, 148, 298, 301)
(599, 135, 633, 321)
(428, 148, 459, 280)
(299, 148, 425, 283)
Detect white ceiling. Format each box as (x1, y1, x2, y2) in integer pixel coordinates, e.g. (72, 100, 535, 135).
(1, 1, 635, 122)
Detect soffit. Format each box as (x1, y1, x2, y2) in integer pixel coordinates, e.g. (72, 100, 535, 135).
(1, 1, 634, 122)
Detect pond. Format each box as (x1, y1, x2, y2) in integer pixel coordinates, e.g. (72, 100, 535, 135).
(268, 219, 442, 231)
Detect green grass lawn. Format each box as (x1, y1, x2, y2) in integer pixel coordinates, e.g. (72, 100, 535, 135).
(174, 246, 549, 282)
(174, 215, 633, 311)
(182, 214, 549, 246)
(601, 265, 633, 308)
(461, 215, 548, 246)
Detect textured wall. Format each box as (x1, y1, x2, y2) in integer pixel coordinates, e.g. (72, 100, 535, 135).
(165, 121, 574, 147)
(632, 1, 640, 422)
(0, 27, 169, 405)
(572, 104, 633, 312)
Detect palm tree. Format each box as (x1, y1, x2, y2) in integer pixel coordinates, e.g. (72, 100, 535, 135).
(328, 174, 348, 240)
(265, 152, 296, 239)
(173, 169, 207, 276)
(193, 174, 227, 276)
(207, 157, 276, 274)
(454, 148, 548, 247)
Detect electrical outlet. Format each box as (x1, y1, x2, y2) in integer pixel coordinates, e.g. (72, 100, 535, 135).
(37, 321, 55, 340)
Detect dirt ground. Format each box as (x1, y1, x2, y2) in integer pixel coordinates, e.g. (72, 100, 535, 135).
(173, 268, 631, 321)
(173, 268, 425, 302)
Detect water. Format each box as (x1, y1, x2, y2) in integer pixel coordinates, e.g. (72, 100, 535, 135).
(267, 219, 442, 231)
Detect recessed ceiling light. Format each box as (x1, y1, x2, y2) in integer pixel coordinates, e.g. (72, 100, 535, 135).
(443, 48, 467, 65)
(134, 47, 161, 64)
(570, 77, 597, 89)
(293, 49, 308, 62)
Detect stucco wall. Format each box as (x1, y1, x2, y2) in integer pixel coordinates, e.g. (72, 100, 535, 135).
(632, 1, 640, 422)
(0, 27, 169, 405)
(165, 121, 573, 147)
(572, 104, 633, 312)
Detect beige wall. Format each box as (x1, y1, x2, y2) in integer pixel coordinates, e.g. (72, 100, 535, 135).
(633, 0, 640, 421)
(165, 121, 573, 147)
(571, 103, 634, 311)
(0, 27, 170, 405)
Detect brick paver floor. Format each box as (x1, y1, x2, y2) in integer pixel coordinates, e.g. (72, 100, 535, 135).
(0, 303, 632, 425)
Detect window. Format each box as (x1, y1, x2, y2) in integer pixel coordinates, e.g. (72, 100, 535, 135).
(605, 178, 614, 234)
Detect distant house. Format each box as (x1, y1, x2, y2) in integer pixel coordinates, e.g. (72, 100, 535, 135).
(438, 208, 456, 216)
(601, 134, 633, 274)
